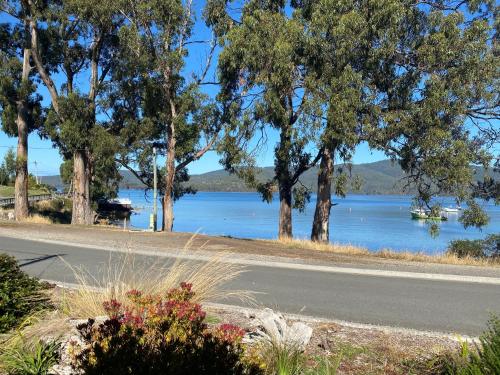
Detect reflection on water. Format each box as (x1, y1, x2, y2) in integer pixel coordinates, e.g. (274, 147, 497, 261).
(118, 190, 500, 254)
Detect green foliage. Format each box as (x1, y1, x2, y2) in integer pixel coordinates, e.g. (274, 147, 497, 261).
(0, 339, 61, 375)
(447, 240, 484, 259)
(459, 201, 490, 229)
(437, 316, 500, 375)
(259, 340, 306, 375)
(467, 316, 500, 374)
(0, 23, 43, 138)
(447, 234, 499, 259)
(366, 1, 499, 229)
(28, 0, 124, 207)
(111, 0, 227, 198)
(0, 148, 17, 185)
(0, 254, 50, 333)
(216, 0, 325, 237)
(72, 283, 262, 375)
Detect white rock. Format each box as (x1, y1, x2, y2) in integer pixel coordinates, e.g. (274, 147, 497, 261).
(244, 308, 312, 351)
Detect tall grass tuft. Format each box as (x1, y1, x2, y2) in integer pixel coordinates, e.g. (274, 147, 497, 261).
(260, 340, 306, 375)
(59, 236, 251, 319)
(0, 339, 60, 375)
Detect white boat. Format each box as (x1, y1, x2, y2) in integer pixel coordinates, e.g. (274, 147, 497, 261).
(98, 197, 133, 211)
(442, 206, 461, 213)
(410, 208, 447, 221)
(410, 208, 429, 219)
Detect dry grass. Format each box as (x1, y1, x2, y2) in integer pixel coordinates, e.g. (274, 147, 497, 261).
(59, 236, 251, 319)
(21, 214, 53, 224)
(270, 238, 500, 267)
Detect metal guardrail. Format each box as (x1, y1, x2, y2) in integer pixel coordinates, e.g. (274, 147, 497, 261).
(0, 193, 65, 207)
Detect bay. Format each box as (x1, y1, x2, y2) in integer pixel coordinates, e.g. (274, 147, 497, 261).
(118, 189, 500, 254)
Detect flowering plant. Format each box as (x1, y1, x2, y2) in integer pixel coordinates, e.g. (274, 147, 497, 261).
(72, 283, 262, 375)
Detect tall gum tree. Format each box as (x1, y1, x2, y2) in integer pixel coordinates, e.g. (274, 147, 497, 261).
(369, 0, 499, 231)
(27, 0, 122, 224)
(218, 1, 322, 239)
(0, 2, 43, 220)
(300, 0, 405, 242)
(300, 0, 499, 242)
(112, 0, 232, 232)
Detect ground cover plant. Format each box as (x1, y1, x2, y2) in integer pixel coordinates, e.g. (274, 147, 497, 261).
(0, 254, 50, 333)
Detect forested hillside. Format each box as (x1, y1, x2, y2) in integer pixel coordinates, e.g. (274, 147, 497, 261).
(42, 160, 495, 195)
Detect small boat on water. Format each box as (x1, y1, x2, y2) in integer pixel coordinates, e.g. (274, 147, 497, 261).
(410, 208, 428, 219)
(98, 198, 133, 212)
(442, 206, 461, 213)
(410, 208, 448, 221)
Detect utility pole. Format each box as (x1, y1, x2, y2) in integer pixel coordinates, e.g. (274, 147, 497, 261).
(150, 147, 158, 231)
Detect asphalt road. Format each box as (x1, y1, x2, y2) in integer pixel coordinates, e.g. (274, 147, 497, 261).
(2, 236, 500, 336)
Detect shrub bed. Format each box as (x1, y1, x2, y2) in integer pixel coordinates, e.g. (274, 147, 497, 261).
(71, 282, 263, 375)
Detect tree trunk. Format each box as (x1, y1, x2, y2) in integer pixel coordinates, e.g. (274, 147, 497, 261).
(277, 122, 293, 240)
(311, 147, 334, 242)
(14, 48, 30, 221)
(71, 150, 92, 225)
(163, 121, 176, 232)
(278, 182, 293, 239)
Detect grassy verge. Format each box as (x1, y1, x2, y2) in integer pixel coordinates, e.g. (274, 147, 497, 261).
(269, 238, 500, 267)
(0, 185, 50, 198)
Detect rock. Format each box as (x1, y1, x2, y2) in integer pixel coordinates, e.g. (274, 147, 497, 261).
(244, 308, 312, 351)
(48, 318, 102, 375)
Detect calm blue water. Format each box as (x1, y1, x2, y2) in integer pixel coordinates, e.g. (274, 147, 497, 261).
(118, 189, 500, 254)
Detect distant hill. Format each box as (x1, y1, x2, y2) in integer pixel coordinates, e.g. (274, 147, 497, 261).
(186, 160, 410, 194)
(41, 160, 496, 195)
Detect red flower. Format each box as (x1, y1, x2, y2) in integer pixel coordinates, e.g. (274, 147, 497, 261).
(103, 299, 122, 319)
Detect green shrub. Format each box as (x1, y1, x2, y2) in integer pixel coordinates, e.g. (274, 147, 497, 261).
(0, 339, 61, 375)
(482, 234, 500, 259)
(71, 282, 262, 375)
(447, 239, 485, 258)
(447, 235, 499, 259)
(464, 316, 500, 374)
(431, 316, 500, 374)
(0, 254, 50, 333)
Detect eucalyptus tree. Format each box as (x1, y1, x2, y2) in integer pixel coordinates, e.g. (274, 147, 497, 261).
(368, 0, 499, 230)
(218, 0, 322, 239)
(299, 0, 499, 242)
(27, 0, 123, 224)
(298, 0, 382, 242)
(0, 3, 43, 220)
(112, 0, 231, 232)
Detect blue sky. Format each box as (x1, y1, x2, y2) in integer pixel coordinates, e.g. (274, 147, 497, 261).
(0, 3, 391, 176)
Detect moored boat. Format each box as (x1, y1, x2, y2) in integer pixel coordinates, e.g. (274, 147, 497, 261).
(410, 208, 448, 221)
(98, 197, 133, 212)
(442, 206, 461, 213)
